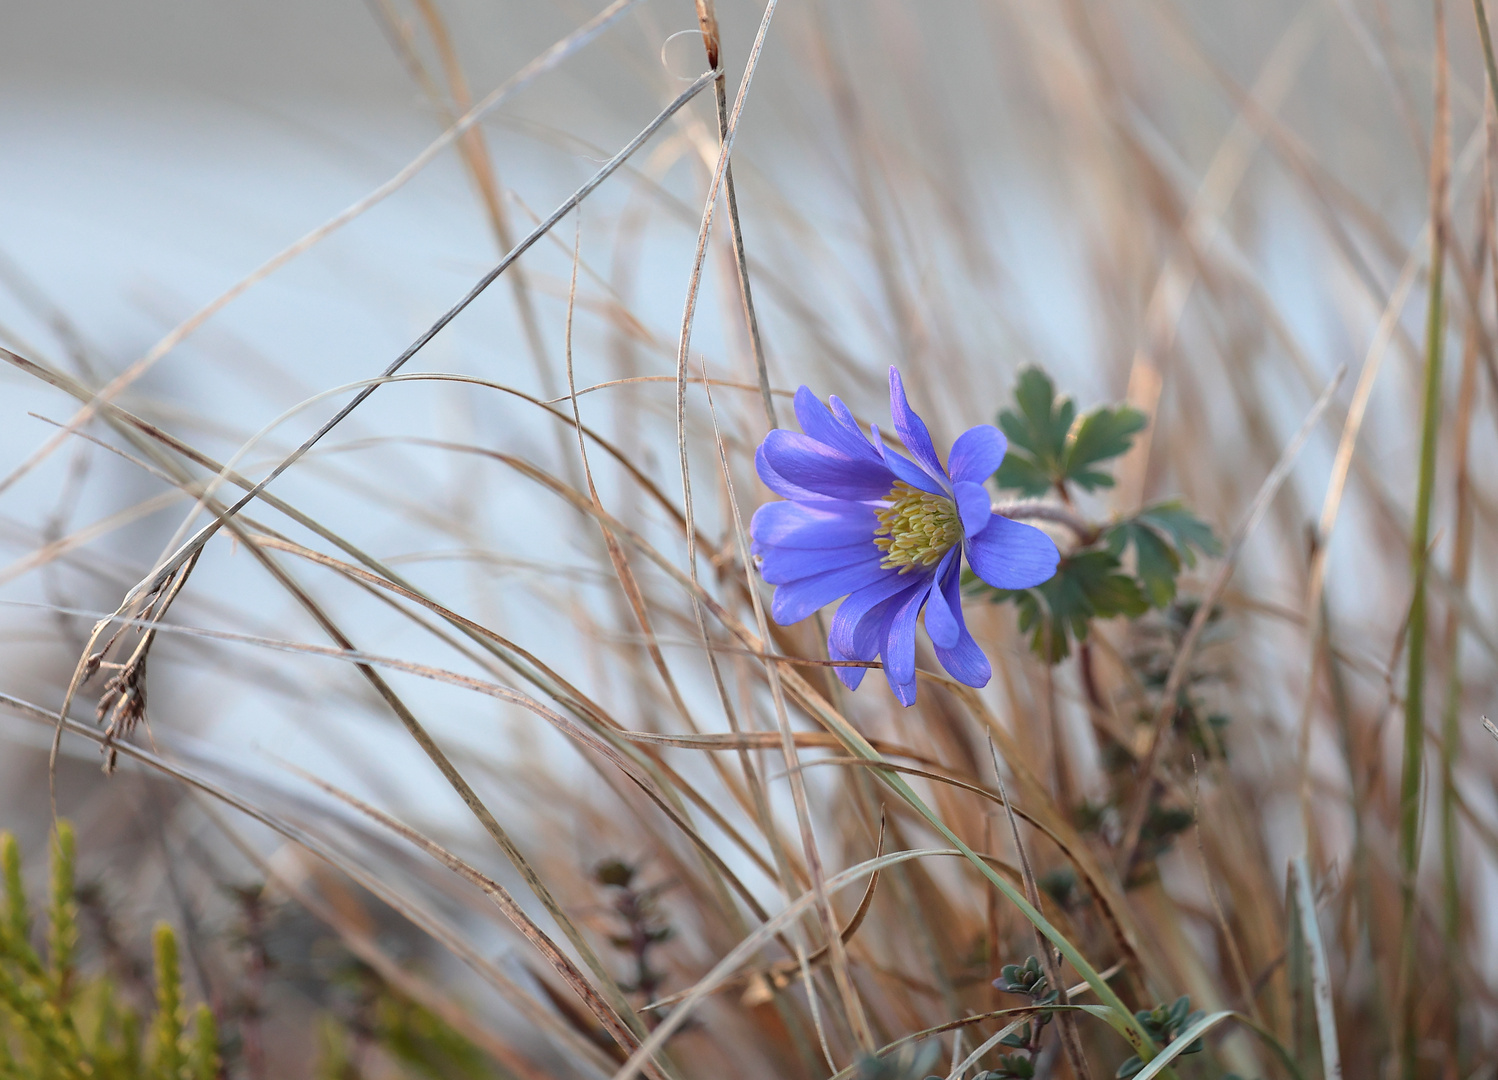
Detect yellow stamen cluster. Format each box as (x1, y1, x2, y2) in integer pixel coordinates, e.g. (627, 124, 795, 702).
(874, 481, 960, 573)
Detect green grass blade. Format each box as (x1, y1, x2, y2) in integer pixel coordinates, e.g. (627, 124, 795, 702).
(1399, 38, 1447, 1071)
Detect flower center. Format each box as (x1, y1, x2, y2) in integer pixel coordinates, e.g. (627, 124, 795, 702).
(874, 481, 960, 573)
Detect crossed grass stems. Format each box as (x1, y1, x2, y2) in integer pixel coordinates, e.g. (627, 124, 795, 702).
(2, 0, 1498, 1077)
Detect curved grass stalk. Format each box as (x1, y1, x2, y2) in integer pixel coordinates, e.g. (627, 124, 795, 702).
(767, 664, 1162, 1063)
(603, 856, 1138, 1080)
(1126, 1010, 1304, 1080)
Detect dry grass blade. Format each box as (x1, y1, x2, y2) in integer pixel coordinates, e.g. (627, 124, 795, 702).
(0, 488, 187, 587)
(617, 729, 940, 768)
(1116, 4, 1322, 506)
(29, 586, 780, 924)
(641, 817, 885, 1013)
(698, 347, 867, 1059)
(402, 0, 559, 399)
(191, 798, 558, 1080)
(5, 348, 706, 717)
(539, 374, 793, 404)
(1190, 763, 1260, 1028)
(673, 2, 874, 1051)
(0, 692, 624, 1077)
(1295, 244, 1423, 840)
(694, 0, 777, 427)
(1118, 366, 1346, 869)
(6, 3, 1498, 1073)
(282, 760, 656, 1065)
(563, 217, 700, 738)
(1288, 857, 1342, 1079)
(604, 847, 985, 1080)
(235, 552, 666, 1071)
(990, 743, 1093, 1080)
(763, 662, 1155, 1049)
(238, 492, 788, 904)
(33, 70, 718, 855)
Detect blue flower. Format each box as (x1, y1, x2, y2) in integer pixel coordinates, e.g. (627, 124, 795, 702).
(750, 367, 1060, 705)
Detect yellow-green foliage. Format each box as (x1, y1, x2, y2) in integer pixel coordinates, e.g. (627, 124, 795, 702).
(316, 989, 505, 1080)
(0, 825, 218, 1080)
(371, 994, 500, 1080)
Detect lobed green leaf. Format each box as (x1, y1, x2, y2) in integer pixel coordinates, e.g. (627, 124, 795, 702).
(987, 550, 1148, 661)
(1064, 405, 1146, 491)
(1105, 502, 1220, 608)
(994, 368, 1147, 495)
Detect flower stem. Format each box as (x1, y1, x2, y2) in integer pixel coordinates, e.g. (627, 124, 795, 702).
(992, 501, 1098, 544)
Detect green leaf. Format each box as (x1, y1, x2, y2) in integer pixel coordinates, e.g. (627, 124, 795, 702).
(986, 550, 1148, 662)
(993, 454, 1054, 498)
(1117, 1011, 1236, 1080)
(1064, 405, 1147, 492)
(1105, 501, 1221, 609)
(994, 367, 1147, 495)
(1106, 523, 1180, 607)
(1011, 368, 1074, 460)
(996, 368, 1074, 496)
(1136, 501, 1222, 563)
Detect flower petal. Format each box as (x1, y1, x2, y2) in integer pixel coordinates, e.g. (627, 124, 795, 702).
(874, 581, 922, 707)
(887, 673, 918, 707)
(887, 367, 948, 480)
(829, 570, 923, 659)
(761, 430, 894, 501)
(751, 500, 879, 550)
(881, 577, 932, 691)
(952, 480, 993, 537)
(966, 514, 1060, 590)
(830, 585, 911, 691)
(947, 424, 1008, 484)
(828, 395, 865, 436)
(875, 427, 947, 496)
(769, 556, 888, 624)
(921, 550, 962, 649)
(794, 386, 881, 462)
(835, 661, 868, 691)
(831, 606, 885, 690)
(930, 562, 991, 687)
(755, 444, 831, 502)
(916, 551, 964, 644)
(760, 542, 877, 585)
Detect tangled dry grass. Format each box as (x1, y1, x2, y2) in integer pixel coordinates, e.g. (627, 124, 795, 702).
(2, 0, 1497, 1077)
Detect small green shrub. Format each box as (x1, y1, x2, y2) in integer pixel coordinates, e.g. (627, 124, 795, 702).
(0, 824, 218, 1079)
